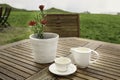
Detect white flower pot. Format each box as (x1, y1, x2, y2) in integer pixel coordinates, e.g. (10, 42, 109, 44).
(29, 32, 59, 63)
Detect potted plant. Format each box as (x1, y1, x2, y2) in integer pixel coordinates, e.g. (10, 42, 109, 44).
(29, 5, 59, 63)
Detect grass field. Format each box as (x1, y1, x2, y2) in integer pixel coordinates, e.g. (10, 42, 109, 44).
(81, 14, 120, 43)
(0, 9, 120, 45)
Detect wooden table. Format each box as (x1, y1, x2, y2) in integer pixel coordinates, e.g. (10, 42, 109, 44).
(0, 38, 120, 80)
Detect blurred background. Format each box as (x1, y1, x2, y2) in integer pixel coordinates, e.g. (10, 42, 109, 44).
(0, 0, 120, 45)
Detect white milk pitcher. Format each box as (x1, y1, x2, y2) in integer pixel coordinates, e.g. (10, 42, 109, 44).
(70, 47, 99, 68)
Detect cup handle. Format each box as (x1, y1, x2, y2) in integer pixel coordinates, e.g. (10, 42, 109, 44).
(90, 50, 99, 64)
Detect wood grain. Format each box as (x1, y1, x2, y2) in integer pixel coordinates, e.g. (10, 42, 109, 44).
(0, 38, 120, 80)
(45, 14, 80, 37)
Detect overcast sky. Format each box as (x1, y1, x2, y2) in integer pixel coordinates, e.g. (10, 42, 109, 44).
(0, 0, 120, 13)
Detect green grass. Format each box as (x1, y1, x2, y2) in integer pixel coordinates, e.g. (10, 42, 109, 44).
(0, 9, 120, 46)
(80, 14, 120, 43)
(0, 27, 30, 45)
(8, 11, 35, 27)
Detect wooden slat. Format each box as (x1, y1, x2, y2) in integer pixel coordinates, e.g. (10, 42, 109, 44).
(0, 62, 30, 78)
(0, 67, 25, 80)
(46, 14, 78, 21)
(74, 72, 99, 80)
(13, 45, 32, 53)
(26, 67, 85, 80)
(45, 14, 80, 37)
(17, 42, 32, 49)
(84, 42, 102, 50)
(58, 38, 88, 47)
(97, 48, 120, 56)
(56, 38, 88, 56)
(88, 66, 120, 80)
(0, 39, 29, 50)
(98, 52, 120, 62)
(0, 72, 14, 80)
(6, 47, 32, 56)
(25, 68, 54, 80)
(98, 55, 120, 65)
(0, 50, 47, 69)
(77, 69, 113, 80)
(99, 44, 120, 51)
(45, 31, 78, 37)
(1, 49, 35, 63)
(0, 52, 40, 72)
(96, 60, 120, 70)
(91, 64, 120, 75)
(0, 57, 36, 75)
(96, 59, 120, 68)
(5, 48, 33, 58)
(45, 26, 78, 31)
(0, 38, 120, 80)
(66, 75, 86, 80)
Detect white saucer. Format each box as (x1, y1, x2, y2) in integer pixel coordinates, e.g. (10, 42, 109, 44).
(49, 63, 77, 76)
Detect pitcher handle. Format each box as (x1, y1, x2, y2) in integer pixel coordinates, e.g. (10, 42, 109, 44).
(90, 50, 99, 64)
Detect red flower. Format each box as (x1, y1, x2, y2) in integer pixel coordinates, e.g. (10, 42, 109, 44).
(29, 21, 36, 26)
(39, 5, 44, 11)
(41, 19, 47, 25)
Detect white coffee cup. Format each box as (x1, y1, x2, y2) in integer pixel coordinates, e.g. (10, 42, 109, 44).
(54, 57, 71, 72)
(70, 47, 99, 68)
